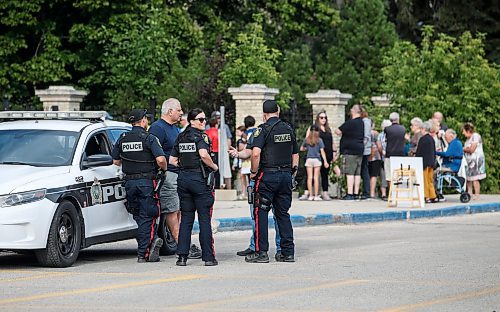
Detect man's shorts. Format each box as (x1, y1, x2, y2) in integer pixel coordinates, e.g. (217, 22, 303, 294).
(343, 154, 362, 176)
(159, 171, 179, 213)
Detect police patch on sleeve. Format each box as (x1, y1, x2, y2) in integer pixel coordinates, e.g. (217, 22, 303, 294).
(202, 133, 209, 144)
(253, 127, 262, 138)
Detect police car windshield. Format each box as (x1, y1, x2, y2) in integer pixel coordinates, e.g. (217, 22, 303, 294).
(0, 130, 79, 167)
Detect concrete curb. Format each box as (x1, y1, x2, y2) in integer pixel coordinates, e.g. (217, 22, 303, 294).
(196, 202, 500, 234)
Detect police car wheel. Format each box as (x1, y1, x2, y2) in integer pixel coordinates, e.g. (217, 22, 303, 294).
(35, 201, 82, 268)
(158, 213, 177, 256)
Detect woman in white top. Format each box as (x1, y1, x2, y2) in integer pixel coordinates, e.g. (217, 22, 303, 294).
(462, 122, 486, 200)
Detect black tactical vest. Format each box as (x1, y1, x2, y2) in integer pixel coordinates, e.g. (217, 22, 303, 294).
(119, 129, 156, 175)
(261, 120, 295, 168)
(177, 128, 202, 170)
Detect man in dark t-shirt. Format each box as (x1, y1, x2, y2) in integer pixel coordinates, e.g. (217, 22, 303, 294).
(384, 112, 406, 184)
(335, 104, 364, 200)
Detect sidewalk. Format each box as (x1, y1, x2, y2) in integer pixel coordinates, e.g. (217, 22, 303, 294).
(205, 194, 500, 233)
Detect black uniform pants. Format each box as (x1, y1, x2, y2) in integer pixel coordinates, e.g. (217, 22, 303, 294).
(253, 171, 294, 256)
(125, 179, 160, 258)
(176, 171, 216, 261)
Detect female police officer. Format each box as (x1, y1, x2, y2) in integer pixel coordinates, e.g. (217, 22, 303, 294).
(169, 108, 219, 266)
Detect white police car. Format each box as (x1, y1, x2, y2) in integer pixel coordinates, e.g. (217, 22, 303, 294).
(0, 111, 176, 267)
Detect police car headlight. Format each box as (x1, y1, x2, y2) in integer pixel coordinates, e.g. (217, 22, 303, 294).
(0, 189, 46, 208)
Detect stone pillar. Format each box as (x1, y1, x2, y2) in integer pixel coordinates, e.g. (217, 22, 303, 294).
(371, 94, 391, 107)
(35, 86, 88, 111)
(305, 89, 352, 130)
(228, 84, 279, 127)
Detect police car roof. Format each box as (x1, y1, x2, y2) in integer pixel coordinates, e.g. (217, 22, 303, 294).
(0, 119, 130, 132)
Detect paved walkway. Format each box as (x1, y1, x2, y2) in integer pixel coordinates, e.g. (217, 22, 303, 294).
(207, 194, 500, 232)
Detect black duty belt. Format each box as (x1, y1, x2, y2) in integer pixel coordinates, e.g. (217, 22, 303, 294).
(123, 172, 156, 180)
(180, 168, 202, 173)
(261, 166, 291, 172)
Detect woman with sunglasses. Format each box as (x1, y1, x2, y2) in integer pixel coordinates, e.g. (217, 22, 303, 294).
(169, 108, 219, 266)
(307, 112, 336, 200)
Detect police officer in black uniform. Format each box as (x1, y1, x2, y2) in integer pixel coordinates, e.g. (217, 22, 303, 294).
(245, 100, 299, 263)
(169, 108, 219, 266)
(112, 109, 167, 263)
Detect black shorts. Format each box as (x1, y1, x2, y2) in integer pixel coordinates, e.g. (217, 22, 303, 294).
(368, 160, 382, 177)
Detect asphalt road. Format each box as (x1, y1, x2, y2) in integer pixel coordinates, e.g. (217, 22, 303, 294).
(1, 213, 499, 311)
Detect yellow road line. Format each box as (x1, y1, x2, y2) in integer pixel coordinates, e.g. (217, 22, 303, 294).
(378, 285, 500, 312)
(172, 279, 368, 311)
(0, 274, 204, 305)
(0, 272, 71, 283)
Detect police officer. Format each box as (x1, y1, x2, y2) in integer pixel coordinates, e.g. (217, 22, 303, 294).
(245, 100, 299, 263)
(112, 109, 167, 263)
(169, 108, 219, 266)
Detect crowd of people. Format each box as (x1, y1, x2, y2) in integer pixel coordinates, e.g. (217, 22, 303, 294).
(292, 108, 487, 203)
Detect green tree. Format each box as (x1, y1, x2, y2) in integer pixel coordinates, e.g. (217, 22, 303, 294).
(316, 0, 398, 102)
(389, 0, 500, 63)
(0, 0, 76, 108)
(219, 14, 281, 91)
(382, 26, 500, 192)
(277, 44, 319, 108)
(70, 1, 201, 116)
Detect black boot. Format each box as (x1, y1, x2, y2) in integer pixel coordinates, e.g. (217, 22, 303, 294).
(245, 251, 269, 263)
(276, 253, 295, 263)
(176, 255, 188, 266)
(236, 248, 253, 256)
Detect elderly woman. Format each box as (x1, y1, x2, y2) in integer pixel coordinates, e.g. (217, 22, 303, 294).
(408, 117, 423, 156)
(462, 123, 486, 200)
(416, 121, 437, 203)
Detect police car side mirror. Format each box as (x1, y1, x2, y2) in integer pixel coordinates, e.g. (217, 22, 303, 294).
(82, 154, 113, 169)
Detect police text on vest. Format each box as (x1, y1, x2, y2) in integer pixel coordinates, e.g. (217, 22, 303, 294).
(122, 142, 143, 152)
(179, 143, 197, 152)
(274, 134, 291, 143)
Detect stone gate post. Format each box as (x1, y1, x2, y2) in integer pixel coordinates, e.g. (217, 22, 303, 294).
(35, 86, 88, 111)
(305, 89, 352, 130)
(228, 84, 279, 127)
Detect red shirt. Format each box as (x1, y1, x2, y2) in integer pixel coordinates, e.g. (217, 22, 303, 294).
(206, 127, 219, 152)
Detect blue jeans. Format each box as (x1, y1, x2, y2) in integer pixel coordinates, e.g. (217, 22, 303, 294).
(248, 180, 282, 253)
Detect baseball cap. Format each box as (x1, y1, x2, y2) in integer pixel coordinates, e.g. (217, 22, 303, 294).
(211, 111, 221, 118)
(128, 109, 148, 123)
(263, 100, 278, 113)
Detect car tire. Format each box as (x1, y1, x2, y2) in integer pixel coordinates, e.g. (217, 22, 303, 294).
(158, 213, 177, 256)
(35, 200, 82, 267)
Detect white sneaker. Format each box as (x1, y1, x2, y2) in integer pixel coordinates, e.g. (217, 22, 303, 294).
(299, 194, 309, 200)
(308, 196, 314, 201)
(314, 196, 322, 201)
